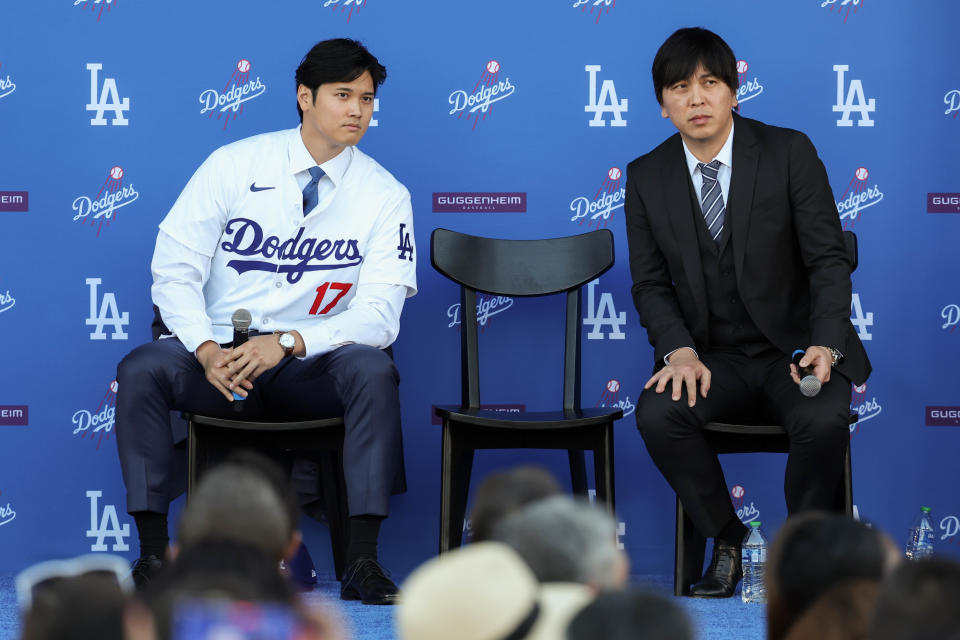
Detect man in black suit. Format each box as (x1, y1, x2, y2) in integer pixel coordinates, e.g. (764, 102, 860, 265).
(625, 27, 870, 598)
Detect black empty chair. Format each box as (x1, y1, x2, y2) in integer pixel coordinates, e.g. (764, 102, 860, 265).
(673, 230, 861, 596)
(431, 227, 624, 553)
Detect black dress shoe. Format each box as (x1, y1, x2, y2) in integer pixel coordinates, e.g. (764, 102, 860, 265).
(131, 555, 164, 590)
(340, 557, 399, 605)
(690, 540, 742, 598)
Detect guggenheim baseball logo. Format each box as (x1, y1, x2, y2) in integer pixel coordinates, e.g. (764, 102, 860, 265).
(0, 406, 28, 426)
(836, 166, 883, 228)
(73, 166, 139, 236)
(433, 193, 526, 213)
(928, 193, 960, 213)
(926, 407, 960, 427)
(200, 59, 266, 130)
(570, 167, 623, 228)
(0, 62, 16, 100)
(449, 60, 516, 130)
(0, 191, 28, 213)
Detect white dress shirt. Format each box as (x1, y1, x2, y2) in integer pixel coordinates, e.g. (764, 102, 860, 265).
(151, 127, 417, 358)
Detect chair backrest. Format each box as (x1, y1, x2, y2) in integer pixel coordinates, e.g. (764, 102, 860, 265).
(430, 228, 615, 411)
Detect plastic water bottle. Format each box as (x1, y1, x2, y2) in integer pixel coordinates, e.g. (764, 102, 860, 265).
(741, 521, 767, 603)
(905, 506, 936, 560)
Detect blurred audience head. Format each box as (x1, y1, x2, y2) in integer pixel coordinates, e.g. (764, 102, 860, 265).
(176, 453, 300, 562)
(566, 588, 694, 640)
(491, 495, 628, 589)
(18, 559, 128, 640)
(870, 557, 960, 640)
(766, 512, 895, 640)
(469, 465, 561, 543)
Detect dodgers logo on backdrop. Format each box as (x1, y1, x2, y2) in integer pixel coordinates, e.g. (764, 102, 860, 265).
(86, 278, 129, 341)
(941, 514, 960, 544)
(0, 191, 28, 213)
(0, 491, 16, 527)
(73, 166, 139, 236)
(945, 90, 960, 119)
(572, 0, 616, 25)
(595, 379, 635, 417)
(199, 59, 266, 131)
(86, 63, 129, 126)
(324, 0, 366, 23)
(86, 490, 129, 552)
(736, 60, 764, 105)
(942, 304, 959, 331)
(220, 218, 363, 284)
(0, 288, 14, 313)
(570, 167, 624, 227)
(447, 294, 514, 330)
(0, 62, 16, 100)
(0, 406, 29, 426)
(584, 279, 626, 340)
(74, 0, 115, 21)
(820, 0, 862, 23)
(73, 381, 118, 450)
(731, 485, 761, 525)
(850, 383, 881, 432)
(833, 64, 875, 127)
(448, 60, 516, 130)
(928, 193, 960, 214)
(851, 293, 873, 341)
(835, 167, 883, 228)
(585, 65, 627, 127)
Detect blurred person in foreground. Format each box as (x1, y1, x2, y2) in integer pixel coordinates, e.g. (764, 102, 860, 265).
(565, 588, 694, 640)
(468, 465, 561, 543)
(870, 557, 960, 640)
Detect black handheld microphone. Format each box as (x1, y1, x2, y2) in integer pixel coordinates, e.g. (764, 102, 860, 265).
(792, 349, 822, 398)
(231, 309, 252, 411)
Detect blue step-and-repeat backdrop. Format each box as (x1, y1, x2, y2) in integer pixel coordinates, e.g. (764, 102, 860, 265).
(1, 0, 959, 577)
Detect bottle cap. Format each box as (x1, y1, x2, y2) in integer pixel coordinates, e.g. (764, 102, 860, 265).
(750, 521, 761, 527)
(921, 506, 931, 513)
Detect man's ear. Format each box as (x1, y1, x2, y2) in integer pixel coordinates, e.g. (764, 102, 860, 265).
(283, 529, 303, 563)
(297, 85, 314, 112)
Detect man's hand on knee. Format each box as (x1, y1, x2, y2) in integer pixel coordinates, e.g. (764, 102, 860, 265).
(644, 347, 711, 407)
(196, 341, 252, 402)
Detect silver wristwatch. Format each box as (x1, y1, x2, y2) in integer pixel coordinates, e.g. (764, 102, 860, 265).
(828, 347, 843, 368)
(276, 331, 296, 358)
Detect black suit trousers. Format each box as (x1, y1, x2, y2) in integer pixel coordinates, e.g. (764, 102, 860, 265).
(635, 348, 851, 538)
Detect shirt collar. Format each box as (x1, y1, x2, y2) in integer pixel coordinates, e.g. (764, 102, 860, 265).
(681, 118, 735, 179)
(288, 126, 353, 187)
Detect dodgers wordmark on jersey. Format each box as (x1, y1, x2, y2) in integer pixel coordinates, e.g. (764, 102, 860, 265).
(151, 127, 417, 358)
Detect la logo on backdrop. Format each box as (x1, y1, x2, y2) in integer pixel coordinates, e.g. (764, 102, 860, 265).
(74, 0, 115, 22)
(324, 0, 366, 23)
(72, 166, 139, 236)
(595, 379, 635, 417)
(572, 0, 615, 25)
(86, 490, 130, 552)
(199, 59, 266, 131)
(833, 64, 875, 127)
(820, 0, 863, 24)
(570, 167, 624, 228)
(585, 65, 627, 127)
(731, 485, 761, 526)
(835, 166, 883, 229)
(0, 62, 16, 100)
(86, 63, 129, 126)
(73, 380, 118, 450)
(448, 60, 516, 130)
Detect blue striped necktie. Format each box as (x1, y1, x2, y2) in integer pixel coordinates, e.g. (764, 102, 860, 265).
(698, 159, 725, 248)
(302, 166, 325, 216)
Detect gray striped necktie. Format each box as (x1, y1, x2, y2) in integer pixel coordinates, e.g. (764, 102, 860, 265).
(698, 159, 725, 248)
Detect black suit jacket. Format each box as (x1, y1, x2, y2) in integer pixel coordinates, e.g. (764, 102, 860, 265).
(624, 113, 870, 385)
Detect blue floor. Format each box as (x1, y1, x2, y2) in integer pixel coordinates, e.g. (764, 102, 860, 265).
(0, 573, 765, 640)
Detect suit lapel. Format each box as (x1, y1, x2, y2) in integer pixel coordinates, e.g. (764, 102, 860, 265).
(728, 113, 760, 282)
(660, 136, 708, 318)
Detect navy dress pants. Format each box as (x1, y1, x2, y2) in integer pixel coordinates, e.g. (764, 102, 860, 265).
(115, 338, 402, 517)
(635, 348, 852, 539)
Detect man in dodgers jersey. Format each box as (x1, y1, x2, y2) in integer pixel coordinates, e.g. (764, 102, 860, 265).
(115, 39, 415, 605)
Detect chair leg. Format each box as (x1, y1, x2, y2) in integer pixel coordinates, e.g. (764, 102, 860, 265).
(187, 420, 199, 500)
(592, 424, 615, 515)
(675, 496, 707, 597)
(842, 439, 854, 515)
(319, 450, 348, 581)
(569, 450, 588, 497)
(440, 423, 474, 553)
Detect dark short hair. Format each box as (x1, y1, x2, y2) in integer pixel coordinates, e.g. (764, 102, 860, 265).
(567, 588, 694, 640)
(871, 558, 960, 640)
(652, 27, 738, 105)
(468, 465, 560, 543)
(295, 38, 387, 122)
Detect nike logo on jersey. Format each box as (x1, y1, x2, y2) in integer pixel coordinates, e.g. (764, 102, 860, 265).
(249, 183, 275, 192)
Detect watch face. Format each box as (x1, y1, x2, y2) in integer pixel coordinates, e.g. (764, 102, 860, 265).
(279, 333, 295, 350)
